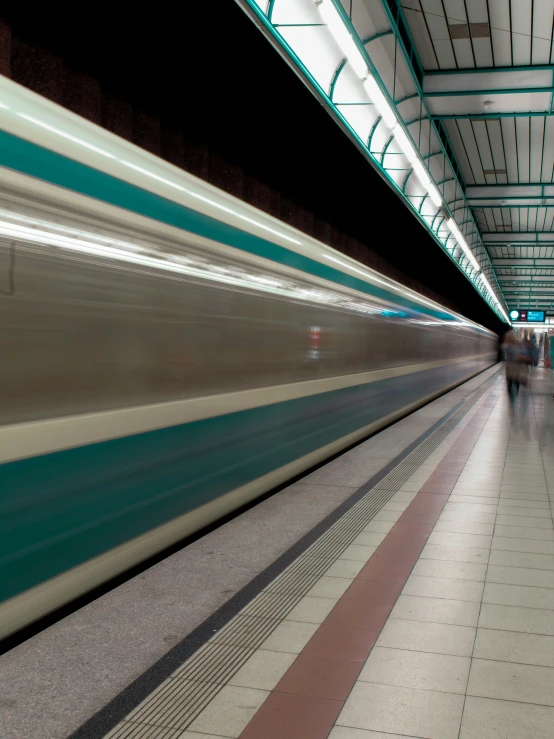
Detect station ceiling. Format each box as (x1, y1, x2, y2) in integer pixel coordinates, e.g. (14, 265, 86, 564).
(237, 0, 554, 324)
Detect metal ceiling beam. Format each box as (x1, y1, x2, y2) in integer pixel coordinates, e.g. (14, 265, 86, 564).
(423, 68, 554, 118)
(503, 292, 554, 296)
(467, 185, 554, 207)
(492, 259, 554, 267)
(499, 280, 554, 284)
(378, 0, 506, 317)
(483, 233, 554, 244)
(433, 112, 551, 121)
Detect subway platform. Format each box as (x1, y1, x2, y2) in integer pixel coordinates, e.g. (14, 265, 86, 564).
(5, 363, 554, 739)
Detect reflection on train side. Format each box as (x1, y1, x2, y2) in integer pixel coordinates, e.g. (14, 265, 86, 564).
(0, 192, 493, 425)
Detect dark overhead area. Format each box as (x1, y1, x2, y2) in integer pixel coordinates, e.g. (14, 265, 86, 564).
(0, 1, 504, 332)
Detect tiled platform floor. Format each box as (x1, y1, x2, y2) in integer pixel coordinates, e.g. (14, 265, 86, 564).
(2, 366, 503, 739)
(179, 369, 554, 739)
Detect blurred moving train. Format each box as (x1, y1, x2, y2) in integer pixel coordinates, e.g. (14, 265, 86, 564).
(0, 75, 498, 638)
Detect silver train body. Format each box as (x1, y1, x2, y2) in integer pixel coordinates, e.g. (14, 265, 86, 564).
(0, 76, 497, 637)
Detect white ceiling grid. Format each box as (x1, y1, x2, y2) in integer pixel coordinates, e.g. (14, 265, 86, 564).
(238, 0, 554, 322)
(402, 0, 554, 315)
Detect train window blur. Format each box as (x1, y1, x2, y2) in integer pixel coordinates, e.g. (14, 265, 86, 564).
(0, 187, 492, 425)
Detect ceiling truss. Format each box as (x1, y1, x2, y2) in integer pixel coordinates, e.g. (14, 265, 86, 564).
(237, 0, 554, 323)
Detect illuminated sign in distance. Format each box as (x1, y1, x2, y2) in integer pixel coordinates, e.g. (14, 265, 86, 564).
(509, 309, 545, 323)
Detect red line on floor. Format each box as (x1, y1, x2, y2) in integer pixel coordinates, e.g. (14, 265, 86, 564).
(239, 398, 497, 739)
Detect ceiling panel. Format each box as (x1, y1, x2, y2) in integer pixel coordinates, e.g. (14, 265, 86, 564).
(402, 0, 554, 314)
(240, 0, 554, 322)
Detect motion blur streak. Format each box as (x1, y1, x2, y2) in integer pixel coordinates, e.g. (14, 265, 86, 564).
(0, 75, 497, 639)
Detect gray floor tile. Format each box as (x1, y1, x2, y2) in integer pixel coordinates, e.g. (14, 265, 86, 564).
(479, 602, 554, 636)
(371, 511, 401, 523)
(489, 550, 554, 571)
(359, 647, 470, 694)
(499, 492, 549, 502)
(467, 658, 554, 707)
(492, 537, 554, 555)
(428, 532, 492, 548)
(503, 475, 546, 485)
(181, 732, 236, 739)
(403, 575, 484, 602)
(494, 524, 554, 541)
(438, 510, 496, 524)
(496, 505, 551, 518)
(229, 649, 297, 691)
(187, 685, 269, 737)
(339, 544, 377, 562)
(496, 515, 552, 528)
(483, 582, 554, 610)
(433, 521, 494, 536)
(363, 521, 394, 534)
(420, 544, 489, 564)
(306, 576, 353, 600)
(444, 502, 497, 513)
(329, 729, 421, 739)
(390, 594, 480, 627)
(449, 495, 499, 505)
(260, 620, 319, 653)
(460, 695, 554, 738)
(474, 628, 554, 668)
(352, 532, 386, 547)
(337, 682, 464, 739)
(284, 595, 336, 624)
(487, 564, 554, 588)
(377, 618, 476, 657)
(451, 487, 501, 498)
(501, 486, 548, 495)
(499, 498, 550, 508)
(412, 559, 487, 581)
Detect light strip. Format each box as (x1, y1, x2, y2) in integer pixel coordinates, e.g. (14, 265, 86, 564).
(311, 0, 505, 319)
(363, 76, 397, 128)
(316, 0, 368, 79)
(446, 218, 481, 273)
(426, 183, 443, 208)
(393, 125, 417, 164)
(315, 0, 444, 211)
(393, 126, 442, 207)
(480, 273, 510, 323)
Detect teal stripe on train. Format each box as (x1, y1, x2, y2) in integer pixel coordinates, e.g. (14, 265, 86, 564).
(0, 128, 456, 322)
(1, 359, 491, 603)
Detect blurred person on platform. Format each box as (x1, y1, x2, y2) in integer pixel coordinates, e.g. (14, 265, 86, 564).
(529, 331, 540, 368)
(522, 331, 537, 376)
(502, 330, 525, 404)
(548, 333, 554, 398)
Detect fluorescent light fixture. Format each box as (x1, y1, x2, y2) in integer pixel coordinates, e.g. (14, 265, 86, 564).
(315, 0, 368, 79)
(412, 158, 431, 189)
(393, 125, 418, 164)
(446, 218, 481, 272)
(406, 150, 443, 208)
(427, 183, 443, 208)
(363, 76, 396, 128)
(480, 273, 510, 323)
(313, 1, 443, 213)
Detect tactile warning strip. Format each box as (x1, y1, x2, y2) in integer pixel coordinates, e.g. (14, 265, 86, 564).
(105, 372, 500, 737)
